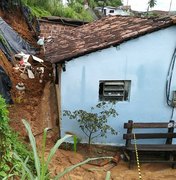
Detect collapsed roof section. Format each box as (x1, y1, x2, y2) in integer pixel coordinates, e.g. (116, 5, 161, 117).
(45, 15, 176, 64)
(0, 17, 36, 61)
(39, 16, 89, 27)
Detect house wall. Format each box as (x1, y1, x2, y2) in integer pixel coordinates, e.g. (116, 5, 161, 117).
(105, 8, 130, 16)
(95, 7, 130, 16)
(60, 26, 176, 145)
(39, 21, 75, 38)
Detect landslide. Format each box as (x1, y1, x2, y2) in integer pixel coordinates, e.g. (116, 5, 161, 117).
(0, 7, 56, 138)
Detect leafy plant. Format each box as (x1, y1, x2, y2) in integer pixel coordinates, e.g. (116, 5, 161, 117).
(73, 135, 78, 152)
(0, 96, 34, 179)
(0, 96, 15, 178)
(14, 119, 112, 179)
(63, 101, 118, 146)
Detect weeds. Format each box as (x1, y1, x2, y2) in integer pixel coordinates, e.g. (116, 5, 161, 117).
(14, 119, 112, 179)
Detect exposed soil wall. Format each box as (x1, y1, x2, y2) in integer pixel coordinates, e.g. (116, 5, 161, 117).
(0, 8, 37, 46)
(0, 8, 59, 138)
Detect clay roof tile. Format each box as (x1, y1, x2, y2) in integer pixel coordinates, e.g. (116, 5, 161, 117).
(45, 15, 176, 63)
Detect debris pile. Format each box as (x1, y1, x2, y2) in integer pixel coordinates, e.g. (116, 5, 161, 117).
(14, 52, 45, 82)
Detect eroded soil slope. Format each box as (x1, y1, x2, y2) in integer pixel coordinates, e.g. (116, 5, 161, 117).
(0, 8, 55, 136)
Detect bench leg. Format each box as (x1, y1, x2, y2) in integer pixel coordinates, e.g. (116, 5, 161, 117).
(165, 152, 171, 161)
(129, 151, 135, 169)
(172, 152, 176, 169)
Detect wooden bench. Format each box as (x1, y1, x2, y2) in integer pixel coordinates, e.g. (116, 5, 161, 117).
(123, 120, 176, 169)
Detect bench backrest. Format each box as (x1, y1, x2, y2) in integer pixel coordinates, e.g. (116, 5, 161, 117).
(123, 120, 176, 146)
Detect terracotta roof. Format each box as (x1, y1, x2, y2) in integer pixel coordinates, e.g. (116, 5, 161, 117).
(45, 15, 176, 63)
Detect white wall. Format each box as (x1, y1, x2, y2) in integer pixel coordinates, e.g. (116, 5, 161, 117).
(105, 8, 130, 16)
(60, 26, 176, 145)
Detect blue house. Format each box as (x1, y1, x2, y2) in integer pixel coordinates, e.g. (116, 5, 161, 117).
(45, 15, 176, 145)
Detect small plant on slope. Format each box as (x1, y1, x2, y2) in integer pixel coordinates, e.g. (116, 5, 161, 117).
(14, 119, 112, 179)
(63, 101, 118, 146)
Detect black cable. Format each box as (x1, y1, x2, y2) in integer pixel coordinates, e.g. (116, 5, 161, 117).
(166, 47, 176, 106)
(166, 53, 174, 104)
(170, 107, 174, 120)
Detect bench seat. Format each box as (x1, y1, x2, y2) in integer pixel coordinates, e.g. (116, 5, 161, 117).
(123, 120, 176, 169)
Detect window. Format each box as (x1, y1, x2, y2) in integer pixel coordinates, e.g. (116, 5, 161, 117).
(109, 10, 115, 13)
(99, 80, 131, 101)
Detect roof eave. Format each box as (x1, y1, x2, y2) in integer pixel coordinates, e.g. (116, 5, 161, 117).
(48, 21, 175, 64)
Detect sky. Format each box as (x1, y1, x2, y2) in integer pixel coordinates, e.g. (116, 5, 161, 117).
(123, 0, 176, 11)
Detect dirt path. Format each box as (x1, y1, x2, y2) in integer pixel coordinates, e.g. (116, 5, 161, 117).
(44, 142, 176, 180)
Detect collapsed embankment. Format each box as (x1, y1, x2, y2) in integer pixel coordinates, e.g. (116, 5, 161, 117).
(0, 6, 59, 138)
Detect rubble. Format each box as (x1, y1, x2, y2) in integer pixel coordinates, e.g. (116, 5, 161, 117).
(14, 52, 46, 82)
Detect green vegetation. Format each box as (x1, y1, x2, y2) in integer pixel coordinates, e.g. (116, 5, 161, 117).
(63, 101, 118, 146)
(147, 0, 157, 14)
(21, 0, 122, 21)
(148, 0, 157, 9)
(14, 119, 112, 179)
(0, 96, 34, 179)
(95, 0, 122, 8)
(14, 119, 75, 179)
(30, 6, 51, 17)
(21, 0, 94, 21)
(1, 0, 123, 20)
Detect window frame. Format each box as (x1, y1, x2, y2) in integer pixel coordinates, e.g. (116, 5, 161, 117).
(109, 10, 115, 13)
(99, 80, 131, 102)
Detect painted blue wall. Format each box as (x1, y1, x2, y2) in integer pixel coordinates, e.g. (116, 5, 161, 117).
(60, 26, 176, 145)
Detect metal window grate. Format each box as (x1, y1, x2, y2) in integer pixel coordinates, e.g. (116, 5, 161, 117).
(99, 80, 131, 101)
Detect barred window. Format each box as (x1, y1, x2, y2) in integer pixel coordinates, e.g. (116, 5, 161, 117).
(99, 80, 131, 101)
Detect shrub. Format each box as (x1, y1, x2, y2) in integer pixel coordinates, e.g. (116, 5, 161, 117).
(63, 101, 118, 146)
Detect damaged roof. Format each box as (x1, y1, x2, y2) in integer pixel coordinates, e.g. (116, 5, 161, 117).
(39, 16, 89, 26)
(45, 15, 176, 63)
